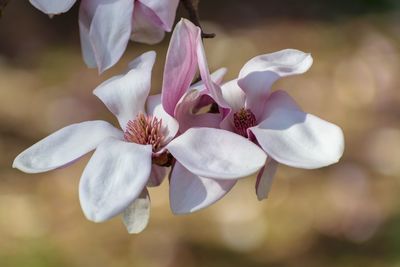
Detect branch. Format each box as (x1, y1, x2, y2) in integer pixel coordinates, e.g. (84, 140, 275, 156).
(180, 0, 215, 39)
(0, 0, 10, 17)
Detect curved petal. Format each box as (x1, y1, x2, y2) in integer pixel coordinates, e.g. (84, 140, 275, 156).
(167, 128, 267, 180)
(175, 89, 221, 133)
(13, 121, 122, 174)
(260, 90, 301, 122)
(139, 0, 179, 31)
(220, 79, 246, 112)
(79, 0, 134, 72)
(161, 19, 200, 116)
(238, 49, 313, 118)
(146, 94, 179, 145)
(147, 165, 167, 187)
(170, 162, 236, 214)
(93, 51, 156, 130)
(29, 0, 76, 15)
(250, 93, 344, 169)
(191, 68, 227, 91)
(255, 158, 279, 200)
(131, 2, 165, 44)
(122, 188, 150, 234)
(79, 138, 152, 222)
(196, 35, 229, 108)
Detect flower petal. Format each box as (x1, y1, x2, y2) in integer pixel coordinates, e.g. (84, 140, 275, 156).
(13, 121, 122, 174)
(146, 94, 179, 145)
(79, 0, 134, 72)
(138, 0, 179, 31)
(255, 158, 278, 200)
(131, 2, 165, 44)
(174, 89, 222, 133)
(191, 68, 227, 91)
(170, 162, 236, 214)
(122, 188, 151, 234)
(167, 128, 267, 179)
(29, 0, 76, 15)
(93, 51, 156, 130)
(147, 165, 167, 187)
(250, 92, 344, 169)
(79, 138, 152, 222)
(161, 19, 200, 116)
(220, 79, 246, 112)
(238, 49, 313, 118)
(196, 35, 229, 108)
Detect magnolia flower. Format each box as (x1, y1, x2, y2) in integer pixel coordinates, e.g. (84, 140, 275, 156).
(157, 19, 265, 214)
(13, 51, 176, 233)
(29, 0, 179, 72)
(13, 37, 267, 232)
(169, 45, 345, 213)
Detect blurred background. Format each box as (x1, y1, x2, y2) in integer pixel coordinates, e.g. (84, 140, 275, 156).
(1, 0, 400, 266)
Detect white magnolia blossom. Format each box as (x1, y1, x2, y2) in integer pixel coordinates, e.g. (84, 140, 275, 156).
(29, 0, 180, 72)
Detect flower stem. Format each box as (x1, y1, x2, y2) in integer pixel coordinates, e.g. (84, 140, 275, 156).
(180, 0, 215, 39)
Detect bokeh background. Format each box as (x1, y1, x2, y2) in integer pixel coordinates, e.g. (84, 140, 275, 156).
(1, 1, 400, 266)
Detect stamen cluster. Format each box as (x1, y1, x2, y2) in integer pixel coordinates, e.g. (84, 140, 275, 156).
(124, 113, 164, 152)
(233, 108, 257, 138)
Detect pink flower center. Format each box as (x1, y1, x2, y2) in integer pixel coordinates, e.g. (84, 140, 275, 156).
(124, 113, 164, 152)
(233, 108, 257, 138)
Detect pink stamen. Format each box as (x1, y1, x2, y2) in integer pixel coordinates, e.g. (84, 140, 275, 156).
(124, 113, 164, 152)
(233, 108, 257, 138)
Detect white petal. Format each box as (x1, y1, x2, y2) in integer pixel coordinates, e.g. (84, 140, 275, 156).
(29, 0, 76, 15)
(147, 165, 167, 187)
(79, 0, 134, 72)
(131, 2, 165, 44)
(170, 162, 236, 214)
(255, 158, 279, 200)
(238, 49, 313, 118)
(79, 138, 152, 222)
(139, 0, 180, 31)
(220, 79, 246, 112)
(146, 94, 179, 145)
(13, 121, 122, 174)
(250, 107, 344, 169)
(167, 128, 267, 179)
(93, 51, 156, 130)
(122, 188, 150, 234)
(191, 68, 227, 91)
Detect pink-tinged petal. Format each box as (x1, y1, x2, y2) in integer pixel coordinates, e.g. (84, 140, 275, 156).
(196, 35, 229, 108)
(255, 158, 279, 200)
(161, 19, 200, 116)
(220, 79, 246, 112)
(175, 89, 221, 133)
(260, 90, 301, 122)
(122, 188, 150, 234)
(170, 162, 236, 214)
(29, 0, 76, 15)
(146, 94, 179, 145)
(167, 128, 267, 179)
(79, 138, 152, 222)
(250, 94, 344, 169)
(131, 2, 165, 44)
(219, 111, 235, 132)
(238, 49, 313, 118)
(191, 68, 227, 91)
(13, 121, 122, 174)
(79, 0, 134, 72)
(93, 51, 156, 130)
(139, 0, 179, 31)
(147, 165, 167, 187)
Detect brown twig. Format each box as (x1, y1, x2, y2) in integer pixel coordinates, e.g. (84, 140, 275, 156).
(0, 0, 10, 17)
(180, 0, 215, 39)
